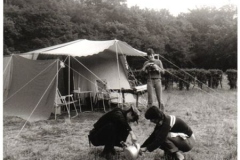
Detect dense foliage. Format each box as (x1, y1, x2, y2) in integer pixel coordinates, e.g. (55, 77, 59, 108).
(225, 69, 237, 89)
(130, 68, 235, 90)
(4, 0, 237, 71)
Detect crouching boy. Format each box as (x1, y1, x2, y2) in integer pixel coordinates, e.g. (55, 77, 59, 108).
(88, 106, 140, 159)
(140, 106, 195, 160)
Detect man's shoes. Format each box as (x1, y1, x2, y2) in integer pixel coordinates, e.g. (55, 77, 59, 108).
(99, 151, 113, 160)
(100, 147, 115, 160)
(175, 151, 184, 160)
(110, 148, 116, 155)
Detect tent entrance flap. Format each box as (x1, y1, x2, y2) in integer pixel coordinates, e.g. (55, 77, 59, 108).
(3, 55, 58, 122)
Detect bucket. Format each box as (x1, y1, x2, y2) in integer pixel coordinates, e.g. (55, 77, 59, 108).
(123, 143, 140, 160)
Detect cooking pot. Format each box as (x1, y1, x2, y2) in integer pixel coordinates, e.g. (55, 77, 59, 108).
(122, 142, 140, 160)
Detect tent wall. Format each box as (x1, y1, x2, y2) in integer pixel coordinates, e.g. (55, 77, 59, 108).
(72, 51, 135, 103)
(4, 55, 58, 121)
(3, 56, 12, 101)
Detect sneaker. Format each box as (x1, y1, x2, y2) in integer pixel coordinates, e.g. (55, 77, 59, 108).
(99, 151, 106, 158)
(99, 151, 113, 160)
(100, 147, 115, 160)
(175, 151, 184, 160)
(110, 148, 116, 155)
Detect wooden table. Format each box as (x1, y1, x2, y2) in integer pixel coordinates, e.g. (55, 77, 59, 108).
(110, 85, 147, 108)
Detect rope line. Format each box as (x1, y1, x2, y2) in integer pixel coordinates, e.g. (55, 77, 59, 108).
(3, 60, 58, 104)
(12, 63, 61, 146)
(115, 40, 122, 90)
(194, 87, 233, 104)
(71, 55, 123, 100)
(65, 63, 96, 86)
(158, 54, 225, 93)
(157, 54, 234, 103)
(10, 56, 69, 147)
(66, 63, 123, 103)
(115, 40, 123, 104)
(126, 45, 234, 106)
(69, 58, 123, 103)
(118, 45, 234, 106)
(116, 43, 140, 85)
(71, 56, 105, 84)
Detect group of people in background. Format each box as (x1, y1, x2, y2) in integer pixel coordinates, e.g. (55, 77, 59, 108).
(88, 48, 195, 160)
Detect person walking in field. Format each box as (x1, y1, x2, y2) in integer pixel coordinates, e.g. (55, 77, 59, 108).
(140, 106, 195, 160)
(88, 106, 140, 159)
(142, 48, 165, 111)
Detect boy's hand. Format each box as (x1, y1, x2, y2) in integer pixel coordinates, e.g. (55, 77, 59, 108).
(140, 147, 147, 152)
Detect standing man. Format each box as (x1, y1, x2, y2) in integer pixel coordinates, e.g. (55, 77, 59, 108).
(88, 106, 139, 159)
(142, 48, 165, 111)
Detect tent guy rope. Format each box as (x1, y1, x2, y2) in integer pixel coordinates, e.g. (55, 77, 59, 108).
(9, 59, 61, 147)
(157, 54, 235, 105)
(3, 56, 58, 104)
(71, 56, 104, 83)
(120, 43, 235, 106)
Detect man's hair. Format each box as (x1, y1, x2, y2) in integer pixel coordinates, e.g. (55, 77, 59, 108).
(146, 48, 155, 56)
(145, 106, 164, 120)
(126, 106, 139, 123)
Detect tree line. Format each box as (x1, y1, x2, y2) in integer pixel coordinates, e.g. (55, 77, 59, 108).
(4, 0, 237, 71)
(129, 68, 237, 90)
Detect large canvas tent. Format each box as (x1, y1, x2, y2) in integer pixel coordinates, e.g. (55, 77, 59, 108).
(3, 55, 58, 121)
(3, 39, 146, 121)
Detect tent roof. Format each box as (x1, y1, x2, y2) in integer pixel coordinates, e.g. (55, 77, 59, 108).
(24, 39, 146, 57)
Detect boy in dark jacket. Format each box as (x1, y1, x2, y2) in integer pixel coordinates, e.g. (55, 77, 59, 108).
(140, 106, 195, 160)
(88, 106, 139, 159)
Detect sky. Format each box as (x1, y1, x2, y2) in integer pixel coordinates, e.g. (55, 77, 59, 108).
(127, 0, 238, 16)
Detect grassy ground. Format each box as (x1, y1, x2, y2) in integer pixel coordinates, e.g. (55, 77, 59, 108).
(3, 85, 237, 160)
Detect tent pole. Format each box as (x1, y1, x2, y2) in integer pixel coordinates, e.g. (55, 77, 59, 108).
(68, 56, 71, 96)
(55, 59, 59, 120)
(68, 56, 71, 118)
(115, 40, 122, 107)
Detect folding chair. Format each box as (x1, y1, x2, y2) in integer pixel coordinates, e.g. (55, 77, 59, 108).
(95, 79, 119, 112)
(55, 89, 78, 119)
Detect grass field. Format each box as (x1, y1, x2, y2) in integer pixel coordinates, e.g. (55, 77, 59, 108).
(3, 83, 237, 160)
